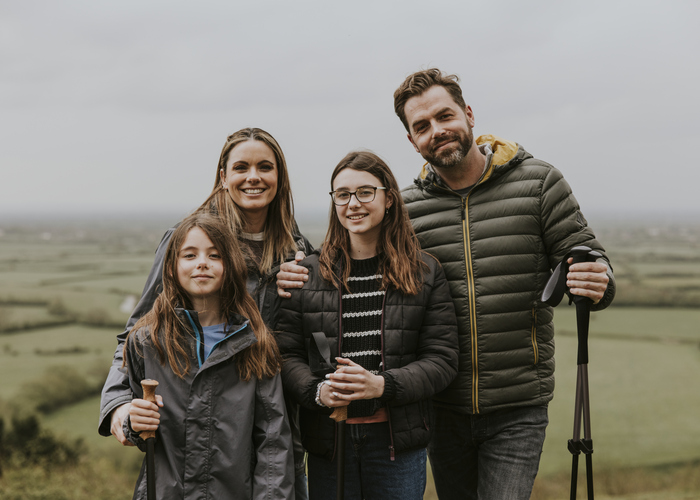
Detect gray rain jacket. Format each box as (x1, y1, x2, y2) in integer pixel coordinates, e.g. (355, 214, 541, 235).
(124, 310, 294, 500)
(99, 223, 312, 477)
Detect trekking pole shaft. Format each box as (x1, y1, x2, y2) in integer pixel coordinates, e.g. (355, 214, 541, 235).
(575, 301, 590, 364)
(570, 454, 579, 500)
(330, 406, 348, 500)
(141, 379, 159, 500)
(586, 453, 594, 500)
(581, 364, 592, 439)
(337, 421, 346, 500)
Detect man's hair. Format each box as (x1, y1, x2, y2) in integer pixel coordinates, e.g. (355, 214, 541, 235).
(393, 68, 467, 132)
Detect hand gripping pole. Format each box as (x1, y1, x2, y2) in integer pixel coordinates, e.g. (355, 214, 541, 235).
(141, 379, 159, 500)
(543, 246, 601, 500)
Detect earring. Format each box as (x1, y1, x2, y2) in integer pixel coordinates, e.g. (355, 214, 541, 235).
(385, 207, 390, 215)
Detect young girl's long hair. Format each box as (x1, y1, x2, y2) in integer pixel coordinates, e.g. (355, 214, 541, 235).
(196, 127, 298, 274)
(319, 151, 427, 295)
(127, 213, 282, 380)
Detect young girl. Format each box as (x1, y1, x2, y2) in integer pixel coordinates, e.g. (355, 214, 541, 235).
(124, 212, 294, 500)
(275, 151, 459, 500)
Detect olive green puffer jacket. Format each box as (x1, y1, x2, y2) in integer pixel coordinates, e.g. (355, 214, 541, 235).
(401, 135, 615, 415)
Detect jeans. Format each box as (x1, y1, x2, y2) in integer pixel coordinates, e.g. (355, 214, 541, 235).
(428, 404, 548, 500)
(307, 421, 427, 500)
(296, 471, 309, 500)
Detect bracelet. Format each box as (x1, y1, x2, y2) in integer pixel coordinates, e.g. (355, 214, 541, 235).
(315, 381, 329, 408)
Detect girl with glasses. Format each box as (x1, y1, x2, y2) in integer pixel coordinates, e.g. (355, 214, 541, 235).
(276, 151, 459, 500)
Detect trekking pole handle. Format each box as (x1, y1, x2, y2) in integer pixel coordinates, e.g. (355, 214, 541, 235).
(569, 246, 602, 305)
(140, 379, 159, 440)
(330, 406, 348, 423)
(569, 246, 601, 265)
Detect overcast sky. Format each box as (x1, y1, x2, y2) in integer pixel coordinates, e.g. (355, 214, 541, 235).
(1, 0, 698, 224)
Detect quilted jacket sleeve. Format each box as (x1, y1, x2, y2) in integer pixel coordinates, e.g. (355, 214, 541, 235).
(275, 284, 327, 412)
(539, 166, 615, 311)
(380, 256, 459, 406)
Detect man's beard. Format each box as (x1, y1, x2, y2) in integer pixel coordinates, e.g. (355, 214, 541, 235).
(425, 131, 472, 170)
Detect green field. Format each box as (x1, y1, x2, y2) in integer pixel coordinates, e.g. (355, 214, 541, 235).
(0, 325, 118, 400)
(1, 216, 699, 499)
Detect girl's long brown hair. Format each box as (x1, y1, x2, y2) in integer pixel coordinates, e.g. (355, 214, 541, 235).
(319, 151, 427, 295)
(196, 127, 297, 273)
(127, 213, 281, 380)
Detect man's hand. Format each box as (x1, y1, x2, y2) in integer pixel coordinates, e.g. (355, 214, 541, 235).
(325, 358, 385, 401)
(129, 396, 164, 433)
(277, 251, 309, 298)
(110, 403, 134, 446)
(567, 259, 609, 304)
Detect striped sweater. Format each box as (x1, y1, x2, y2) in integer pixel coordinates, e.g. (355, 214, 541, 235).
(342, 256, 384, 418)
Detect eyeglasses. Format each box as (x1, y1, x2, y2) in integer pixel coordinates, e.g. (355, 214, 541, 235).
(329, 186, 387, 206)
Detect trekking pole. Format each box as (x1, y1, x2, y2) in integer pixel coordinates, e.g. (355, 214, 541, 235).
(330, 406, 348, 500)
(568, 247, 600, 500)
(141, 379, 159, 500)
(542, 245, 602, 500)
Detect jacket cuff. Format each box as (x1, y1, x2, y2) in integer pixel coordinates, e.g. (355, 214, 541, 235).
(591, 259, 616, 312)
(99, 395, 134, 436)
(378, 372, 396, 402)
(123, 415, 147, 452)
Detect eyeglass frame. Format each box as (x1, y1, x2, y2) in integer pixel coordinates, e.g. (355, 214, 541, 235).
(329, 186, 387, 206)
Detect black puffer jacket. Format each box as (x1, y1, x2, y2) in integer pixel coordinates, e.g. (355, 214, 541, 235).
(402, 135, 615, 415)
(275, 252, 459, 460)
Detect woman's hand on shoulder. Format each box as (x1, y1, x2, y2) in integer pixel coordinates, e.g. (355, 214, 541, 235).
(326, 358, 385, 401)
(129, 396, 163, 433)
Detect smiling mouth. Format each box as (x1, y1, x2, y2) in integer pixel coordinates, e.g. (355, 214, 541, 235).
(242, 188, 265, 194)
(432, 139, 455, 153)
(347, 214, 368, 220)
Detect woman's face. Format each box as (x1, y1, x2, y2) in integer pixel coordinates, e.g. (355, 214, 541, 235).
(332, 168, 390, 245)
(220, 140, 278, 221)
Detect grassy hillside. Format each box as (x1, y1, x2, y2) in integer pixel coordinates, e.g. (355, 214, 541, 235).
(1, 216, 699, 499)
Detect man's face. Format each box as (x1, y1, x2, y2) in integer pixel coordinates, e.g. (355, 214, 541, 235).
(404, 85, 475, 170)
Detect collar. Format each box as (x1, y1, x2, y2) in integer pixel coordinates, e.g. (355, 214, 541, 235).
(425, 142, 494, 189)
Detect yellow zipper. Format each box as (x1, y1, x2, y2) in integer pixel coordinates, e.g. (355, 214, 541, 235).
(531, 308, 539, 365)
(461, 197, 480, 414)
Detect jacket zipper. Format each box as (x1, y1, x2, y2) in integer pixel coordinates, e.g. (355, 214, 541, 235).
(531, 308, 539, 365)
(184, 310, 248, 369)
(461, 196, 480, 414)
(331, 280, 344, 463)
(378, 291, 395, 461)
